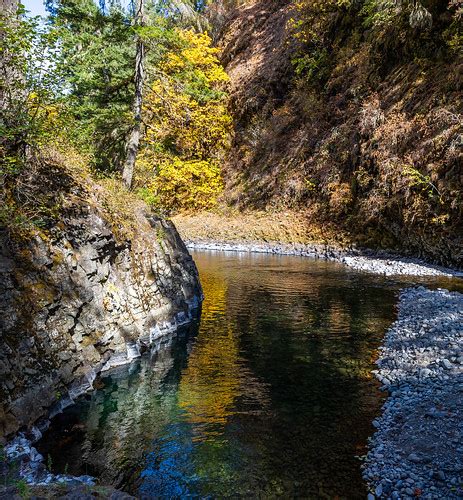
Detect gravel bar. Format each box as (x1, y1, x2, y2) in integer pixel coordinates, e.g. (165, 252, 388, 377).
(363, 287, 463, 499)
(185, 241, 463, 277)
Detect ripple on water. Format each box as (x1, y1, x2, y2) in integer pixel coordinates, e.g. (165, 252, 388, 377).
(36, 251, 452, 497)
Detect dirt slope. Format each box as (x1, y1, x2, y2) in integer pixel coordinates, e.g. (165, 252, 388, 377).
(213, 0, 463, 268)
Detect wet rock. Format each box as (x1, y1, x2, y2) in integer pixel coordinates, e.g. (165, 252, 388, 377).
(0, 210, 202, 438)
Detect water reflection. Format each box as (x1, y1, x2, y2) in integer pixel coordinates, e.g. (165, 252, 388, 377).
(38, 251, 451, 497)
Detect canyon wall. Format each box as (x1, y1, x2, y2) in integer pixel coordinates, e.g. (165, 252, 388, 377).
(215, 0, 463, 268)
(0, 161, 202, 441)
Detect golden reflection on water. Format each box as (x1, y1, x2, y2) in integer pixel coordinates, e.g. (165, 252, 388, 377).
(178, 268, 270, 440)
(39, 251, 457, 497)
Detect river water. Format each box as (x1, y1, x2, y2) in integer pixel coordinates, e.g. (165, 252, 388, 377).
(37, 251, 446, 498)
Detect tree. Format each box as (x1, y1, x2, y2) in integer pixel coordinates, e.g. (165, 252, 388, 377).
(122, 0, 145, 188)
(1, 1, 61, 158)
(137, 28, 231, 212)
(46, 0, 136, 171)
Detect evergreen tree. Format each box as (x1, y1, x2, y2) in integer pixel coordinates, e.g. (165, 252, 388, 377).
(47, 0, 134, 171)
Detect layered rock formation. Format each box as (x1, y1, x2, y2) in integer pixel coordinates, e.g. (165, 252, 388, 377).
(0, 162, 202, 441)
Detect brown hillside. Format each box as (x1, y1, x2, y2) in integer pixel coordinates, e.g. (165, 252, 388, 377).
(214, 0, 463, 268)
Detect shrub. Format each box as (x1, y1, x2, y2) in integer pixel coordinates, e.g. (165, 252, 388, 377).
(140, 158, 224, 212)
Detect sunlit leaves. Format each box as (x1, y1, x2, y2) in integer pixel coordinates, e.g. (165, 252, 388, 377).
(138, 28, 231, 212)
(139, 158, 224, 211)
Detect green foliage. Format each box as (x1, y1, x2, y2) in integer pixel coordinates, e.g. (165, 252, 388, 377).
(15, 479, 30, 499)
(291, 48, 330, 80)
(444, 6, 463, 52)
(155, 226, 166, 244)
(287, 0, 354, 83)
(360, 0, 397, 28)
(402, 165, 440, 199)
(0, 5, 61, 157)
(2, 0, 231, 223)
(46, 0, 135, 170)
(288, 0, 461, 85)
(137, 187, 160, 208)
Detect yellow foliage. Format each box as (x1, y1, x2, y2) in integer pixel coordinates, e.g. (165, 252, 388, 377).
(163, 29, 229, 85)
(140, 158, 224, 212)
(138, 28, 231, 212)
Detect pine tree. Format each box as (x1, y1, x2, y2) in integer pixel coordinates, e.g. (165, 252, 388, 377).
(47, 0, 135, 170)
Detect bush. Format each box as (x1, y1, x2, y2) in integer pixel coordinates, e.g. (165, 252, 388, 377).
(139, 158, 223, 212)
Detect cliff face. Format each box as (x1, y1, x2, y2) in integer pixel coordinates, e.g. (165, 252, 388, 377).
(216, 0, 463, 268)
(0, 159, 202, 441)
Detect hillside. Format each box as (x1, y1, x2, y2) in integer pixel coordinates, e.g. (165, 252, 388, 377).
(208, 0, 463, 268)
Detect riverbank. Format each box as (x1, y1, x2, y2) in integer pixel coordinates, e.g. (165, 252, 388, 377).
(0, 434, 136, 499)
(173, 212, 463, 278)
(186, 241, 463, 277)
(363, 287, 463, 499)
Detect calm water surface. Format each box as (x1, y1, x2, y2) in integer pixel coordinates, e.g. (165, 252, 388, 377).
(38, 251, 448, 498)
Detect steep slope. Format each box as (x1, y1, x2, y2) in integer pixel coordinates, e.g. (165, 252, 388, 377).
(0, 154, 202, 440)
(215, 0, 463, 268)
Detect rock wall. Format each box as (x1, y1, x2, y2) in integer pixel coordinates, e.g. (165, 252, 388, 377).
(0, 176, 202, 441)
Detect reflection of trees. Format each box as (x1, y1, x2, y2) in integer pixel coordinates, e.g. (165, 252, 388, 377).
(38, 333, 196, 490)
(178, 322, 242, 432)
(142, 260, 272, 496)
(82, 351, 179, 487)
(179, 267, 270, 434)
(40, 252, 401, 498)
(190, 252, 396, 497)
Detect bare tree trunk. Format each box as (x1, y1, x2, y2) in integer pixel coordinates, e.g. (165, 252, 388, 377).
(122, 0, 145, 189)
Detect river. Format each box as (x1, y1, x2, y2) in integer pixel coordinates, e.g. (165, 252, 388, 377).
(37, 250, 446, 498)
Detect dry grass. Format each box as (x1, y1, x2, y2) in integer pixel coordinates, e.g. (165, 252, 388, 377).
(173, 208, 345, 246)
(1, 145, 152, 244)
(215, 0, 463, 267)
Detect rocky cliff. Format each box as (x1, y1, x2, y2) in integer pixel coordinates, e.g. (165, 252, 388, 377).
(214, 0, 463, 268)
(0, 156, 202, 441)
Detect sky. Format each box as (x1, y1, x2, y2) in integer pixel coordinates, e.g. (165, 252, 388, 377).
(21, 0, 135, 17)
(23, 0, 47, 17)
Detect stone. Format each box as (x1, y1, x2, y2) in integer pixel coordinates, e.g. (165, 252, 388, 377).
(363, 287, 463, 499)
(442, 359, 453, 370)
(0, 199, 202, 438)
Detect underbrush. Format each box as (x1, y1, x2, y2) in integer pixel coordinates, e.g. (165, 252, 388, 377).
(0, 145, 152, 244)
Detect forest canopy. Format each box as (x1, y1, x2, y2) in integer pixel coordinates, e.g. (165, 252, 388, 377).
(1, 0, 231, 218)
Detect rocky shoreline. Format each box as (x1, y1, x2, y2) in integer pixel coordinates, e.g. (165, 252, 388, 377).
(1, 316, 200, 498)
(185, 240, 463, 277)
(363, 287, 463, 499)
